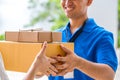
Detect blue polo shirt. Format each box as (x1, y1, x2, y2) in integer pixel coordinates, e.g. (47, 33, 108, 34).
(49, 18, 118, 80)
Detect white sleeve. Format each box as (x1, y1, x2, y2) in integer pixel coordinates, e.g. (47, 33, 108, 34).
(0, 52, 9, 80)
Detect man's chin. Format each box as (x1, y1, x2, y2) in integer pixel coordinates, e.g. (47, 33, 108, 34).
(66, 14, 72, 18)
(66, 15, 73, 19)
(65, 13, 74, 18)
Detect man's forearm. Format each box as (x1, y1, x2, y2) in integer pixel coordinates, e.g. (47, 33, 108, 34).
(75, 57, 115, 80)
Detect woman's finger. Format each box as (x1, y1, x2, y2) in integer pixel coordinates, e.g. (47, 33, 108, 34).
(40, 41, 47, 55)
(44, 71, 50, 76)
(47, 68, 57, 76)
(49, 65, 58, 73)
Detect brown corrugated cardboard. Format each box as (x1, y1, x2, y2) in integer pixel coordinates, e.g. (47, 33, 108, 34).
(0, 41, 74, 73)
(5, 32, 19, 41)
(5, 31, 62, 43)
(19, 31, 38, 42)
(52, 32, 62, 42)
(38, 31, 52, 43)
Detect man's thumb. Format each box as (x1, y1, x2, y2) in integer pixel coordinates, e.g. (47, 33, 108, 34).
(60, 44, 72, 54)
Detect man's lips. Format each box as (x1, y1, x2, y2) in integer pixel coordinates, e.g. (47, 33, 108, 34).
(65, 7, 74, 12)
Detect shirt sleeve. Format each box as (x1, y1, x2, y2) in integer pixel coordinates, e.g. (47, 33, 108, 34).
(96, 32, 118, 72)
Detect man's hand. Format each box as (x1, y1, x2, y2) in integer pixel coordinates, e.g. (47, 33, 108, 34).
(53, 44, 79, 76)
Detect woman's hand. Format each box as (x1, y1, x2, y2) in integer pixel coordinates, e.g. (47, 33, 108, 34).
(34, 41, 58, 76)
(23, 41, 58, 80)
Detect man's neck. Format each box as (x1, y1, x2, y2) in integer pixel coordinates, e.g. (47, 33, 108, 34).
(69, 17, 88, 34)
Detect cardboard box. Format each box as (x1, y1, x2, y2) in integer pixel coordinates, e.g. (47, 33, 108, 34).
(5, 32, 19, 42)
(52, 32, 62, 42)
(5, 31, 62, 43)
(0, 41, 74, 72)
(38, 31, 52, 43)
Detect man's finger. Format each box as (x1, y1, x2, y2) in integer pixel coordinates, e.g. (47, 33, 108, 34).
(52, 56, 66, 62)
(55, 63, 68, 70)
(57, 69, 68, 76)
(48, 58, 58, 64)
(60, 44, 72, 55)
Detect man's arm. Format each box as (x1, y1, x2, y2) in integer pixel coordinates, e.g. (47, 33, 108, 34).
(54, 44, 115, 80)
(75, 56, 115, 80)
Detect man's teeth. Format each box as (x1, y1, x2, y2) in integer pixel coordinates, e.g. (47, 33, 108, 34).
(67, 8, 73, 11)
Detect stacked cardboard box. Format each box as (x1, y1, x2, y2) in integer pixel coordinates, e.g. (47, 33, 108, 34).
(5, 31, 61, 43)
(0, 31, 74, 73)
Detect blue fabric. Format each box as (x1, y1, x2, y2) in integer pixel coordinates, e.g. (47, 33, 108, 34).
(49, 18, 118, 80)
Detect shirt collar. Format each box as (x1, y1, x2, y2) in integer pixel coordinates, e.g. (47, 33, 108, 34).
(63, 18, 97, 33)
(83, 18, 98, 32)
